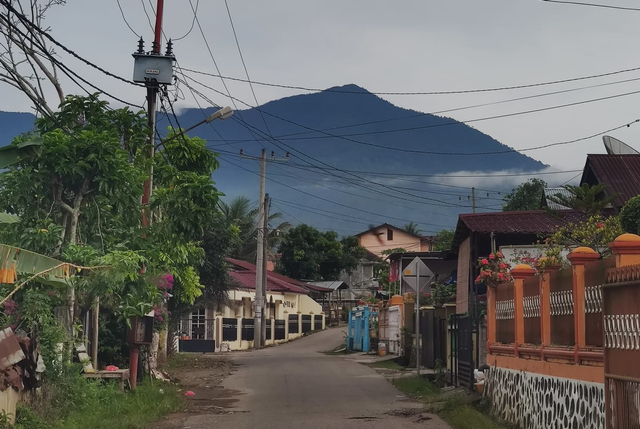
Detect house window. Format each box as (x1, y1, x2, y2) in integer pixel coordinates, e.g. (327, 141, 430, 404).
(387, 229, 393, 241)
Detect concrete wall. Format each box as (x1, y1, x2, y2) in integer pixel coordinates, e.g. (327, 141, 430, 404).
(485, 367, 604, 429)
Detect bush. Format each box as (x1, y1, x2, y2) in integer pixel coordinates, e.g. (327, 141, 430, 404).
(620, 196, 640, 234)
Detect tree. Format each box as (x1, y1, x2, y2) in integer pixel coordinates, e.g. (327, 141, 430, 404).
(502, 178, 547, 211)
(433, 229, 454, 251)
(620, 195, 640, 234)
(546, 183, 618, 216)
(219, 196, 289, 262)
(0, 0, 65, 117)
(276, 225, 365, 280)
(403, 222, 422, 236)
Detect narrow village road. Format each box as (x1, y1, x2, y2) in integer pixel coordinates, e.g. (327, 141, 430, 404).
(159, 328, 451, 429)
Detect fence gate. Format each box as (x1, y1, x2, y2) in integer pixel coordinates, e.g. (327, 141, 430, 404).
(603, 267, 640, 428)
(388, 306, 401, 355)
(450, 314, 473, 388)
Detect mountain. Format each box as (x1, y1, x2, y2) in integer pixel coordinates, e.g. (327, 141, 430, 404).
(0, 85, 547, 235)
(0, 111, 36, 146)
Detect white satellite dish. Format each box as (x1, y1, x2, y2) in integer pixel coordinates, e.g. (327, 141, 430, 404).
(603, 136, 639, 155)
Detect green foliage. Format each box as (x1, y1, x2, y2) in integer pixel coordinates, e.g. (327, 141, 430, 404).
(14, 369, 182, 429)
(276, 224, 365, 280)
(434, 359, 446, 388)
(403, 222, 422, 236)
(620, 195, 640, 234)
(546, 183, 618, 215)
(219, 195, 290, 261)
(433, 229, 454, 251)
(502, 178, 547, 211)
(96, 312, 129, 369)
(549, 214, 623, 258)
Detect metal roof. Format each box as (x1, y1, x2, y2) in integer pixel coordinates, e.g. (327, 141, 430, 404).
(228, 271, 309, 294)
(307, 281, 348, 291)
(581, 154, 640, 208)
(542, 188, 573, 210)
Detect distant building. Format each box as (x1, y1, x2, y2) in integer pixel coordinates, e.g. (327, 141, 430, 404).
(355, 223, 434, 257)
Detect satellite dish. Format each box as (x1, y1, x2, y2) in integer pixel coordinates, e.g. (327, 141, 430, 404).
(603, 136, 639, 155)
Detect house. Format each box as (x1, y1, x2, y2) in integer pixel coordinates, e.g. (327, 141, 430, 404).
(451, 210, 595, 314)
(355, 223, 434, 257)
(177, 258, 327, 352)
(579, 153, 640, 210)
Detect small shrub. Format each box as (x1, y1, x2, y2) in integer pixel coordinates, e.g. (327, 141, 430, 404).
(620, 196, 640, 235)
(434, 358, 446, 388)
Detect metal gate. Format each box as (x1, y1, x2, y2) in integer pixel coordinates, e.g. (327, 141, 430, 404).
(421, 310, 447, 369)
(450, 314, 473, 388)
(347, 306, 377, 353)
(603, 266, 640, 428)
(388, 306, 401, 355)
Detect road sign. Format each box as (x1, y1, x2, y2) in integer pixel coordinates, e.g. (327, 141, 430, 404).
(403, 256, 434, 293)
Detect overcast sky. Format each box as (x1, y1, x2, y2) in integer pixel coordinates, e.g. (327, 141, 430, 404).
(3, 0, 640, 173)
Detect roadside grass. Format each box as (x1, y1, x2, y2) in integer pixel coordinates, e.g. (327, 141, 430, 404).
(392, 376, 512, 429)
(164, 352, 193, 371)
(368, 358, 407, 371)
(13, 377, 184, 429)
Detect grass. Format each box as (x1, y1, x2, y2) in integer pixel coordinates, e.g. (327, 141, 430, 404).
(391, 376, 512, 429)
(368, 358, 407, 371)
(13, 375, 184, 429)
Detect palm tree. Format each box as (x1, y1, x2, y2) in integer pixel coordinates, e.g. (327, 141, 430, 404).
(546, 184, 619, 216)
(220, 196, 290, 262)
(403, 222, 422, 236)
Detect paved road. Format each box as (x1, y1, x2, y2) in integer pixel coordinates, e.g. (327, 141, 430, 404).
(165, 328, 450, 428)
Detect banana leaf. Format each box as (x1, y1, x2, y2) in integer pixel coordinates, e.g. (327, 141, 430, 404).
(0, 244, 70, 287)
(0, 139, 42, 169)
(0, 213, 18, 224)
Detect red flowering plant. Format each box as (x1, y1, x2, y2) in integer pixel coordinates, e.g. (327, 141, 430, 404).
(151, 273, 174, 331)
(475, 251, 513, 287)
(404, 291, 433, 306)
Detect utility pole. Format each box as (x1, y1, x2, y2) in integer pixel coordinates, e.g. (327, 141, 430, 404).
(255, 149, 266, 349)
(261, 193, 270, 344)
(471, 187, 476, 214)
(416, 262, 420, 376)
(240, 149, 289, 349)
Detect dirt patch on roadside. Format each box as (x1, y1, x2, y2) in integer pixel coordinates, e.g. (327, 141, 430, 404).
(153, 354, 242, 428)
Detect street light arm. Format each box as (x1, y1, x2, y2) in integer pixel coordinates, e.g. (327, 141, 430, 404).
(154, 106, 233, 149)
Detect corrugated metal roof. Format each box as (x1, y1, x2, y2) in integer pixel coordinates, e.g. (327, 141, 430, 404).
(543, 188, 573, 210)
(459, 210, 588, 234)
(582, 154, 640, 208)
(228, 271, 309, 294)
(307, 281, 348, 291)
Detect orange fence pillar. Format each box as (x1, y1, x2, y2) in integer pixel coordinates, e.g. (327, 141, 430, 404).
(567, 247, 599, 349)
(609, 233, 640, 268)
(511, 264, 536, 349)
(539, 264, 561, 347)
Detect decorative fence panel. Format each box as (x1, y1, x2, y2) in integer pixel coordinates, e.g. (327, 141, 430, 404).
(522, 275, 541, 345)
(274, 319, 286, 340)
(603, 264, 640, 429)
(222, 318, 238, 342)
(584, 258, 614, 348)
(301, 315, 312, 333)
(288, 314, 299, 336)
(241, 318, 254, 341)
(495, 281, 515, 344)
(314, 315, 323, 330)
(549, 268, 575, 346)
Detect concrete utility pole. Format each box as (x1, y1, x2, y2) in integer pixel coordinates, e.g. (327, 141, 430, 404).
(261, 193, 270, 344)
(239, 149, 289, 349)
(416, 262, 420, 376)
(472, 187, 476, 214)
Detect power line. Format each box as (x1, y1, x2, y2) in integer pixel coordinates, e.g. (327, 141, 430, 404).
(178, 64, 640, 96)
(0, 0, 143, 87)
(173, 0, 199, 41)
(183, 71, 640, 155)
(116, 0, 141, 37)
(540, 0, 640, 11)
